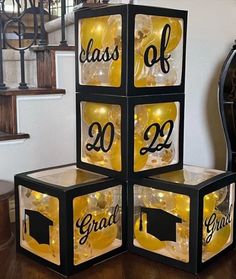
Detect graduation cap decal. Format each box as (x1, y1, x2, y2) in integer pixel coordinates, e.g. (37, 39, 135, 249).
(25, 209, 53, 245)
(139, 207, 182, 241)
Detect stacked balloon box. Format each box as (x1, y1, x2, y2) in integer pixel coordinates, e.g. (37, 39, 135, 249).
(15, 165, 126, 276)
(128, 165, 236, 273)
(75, 4, 187, 178)
(76, 93, 184, 178)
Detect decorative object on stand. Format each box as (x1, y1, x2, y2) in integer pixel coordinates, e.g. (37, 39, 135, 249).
(219, 42, 236, 171)
(15, 165, 126, 276)
(128, 165, 236, 273)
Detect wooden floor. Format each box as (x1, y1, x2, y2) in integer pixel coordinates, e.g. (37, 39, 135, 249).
(1, 235, 236, 279)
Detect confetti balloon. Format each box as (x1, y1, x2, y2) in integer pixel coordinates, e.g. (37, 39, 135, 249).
(81, 61, 110, 86)
(80, 16, 108, 51)
(175, 194, 190, 221)
(142, 188, 175, 213)
(166, 223, 189, 262)
(135, 14, 152, 41)
(109, 105, 121, 135)
(203, 193, 217, 219)
(87, 191, 113, 211)
(108, 58, 122, 87)
(150, 57, 178, 86)
(134, 213, 165, 250)
(83, 102, 111, 126)
(134, 105, 149, 135)
(74, 230, 92, 264)
(204, 212, 231, 253)
(102, 15, 122, 49)
(213, 186, 228, 206)
(88, 211, 118, 250)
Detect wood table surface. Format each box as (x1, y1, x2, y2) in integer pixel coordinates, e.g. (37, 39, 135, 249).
(1, 235, 236, 279)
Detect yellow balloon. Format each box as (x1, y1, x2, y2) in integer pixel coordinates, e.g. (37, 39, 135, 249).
(139, 16, 182, 56)
(175, 193, 217, 222)
(109, 138, 122, 171)
(108, 58, 121, 87)
(151, 16, 182, 53)
(24, 233, 51, 255)
(134, 135, 148, 172)
(73, 196, 88, 221)
(80, 16, 108, 50)
(83, 102, 111, 126)
(203, 193, 217, 219)
(175, 194, 190, 221)
(102, 15, 122, 49)
(89, 211, 118, 250)
(146, 102, 177, 128)
(134, 213, 165, 250)
(204, 213, 231, 253)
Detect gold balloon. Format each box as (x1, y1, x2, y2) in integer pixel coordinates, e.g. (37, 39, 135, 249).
(24, 233, 51, 255)
(134, 135, 148, 172)
(89, 211, 118, 250)
(139, 16, 182, 56)
(151, 16, 182, 53)
(203, 193, 217, 219)
(146, 102, 177, 128)
(108, 58, 121, 87)
(102, 15, 122, 49)
(204, 213, 231, 253)
(83, 102, 111, 126)
(134, 213, 165, 251)
(80, 16, 108, 51)
(175, 194, 190, 221)
(109, 138, 122, 171)
(175, 193, 217, 222)
(142, 188, 175, 212)
(73, 196, 88, 221)
(87, 191, 113, 211)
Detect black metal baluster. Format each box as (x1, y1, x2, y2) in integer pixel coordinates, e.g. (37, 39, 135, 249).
(19, 49, 28, 89)
(59, 0, 68, 46)
(39, 0, 47, 45)
(0, 1, 7, 90)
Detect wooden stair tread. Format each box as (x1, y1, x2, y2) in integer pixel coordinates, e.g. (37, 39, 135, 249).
(0, 131, 29, 141)
(0, 87, 66, 96)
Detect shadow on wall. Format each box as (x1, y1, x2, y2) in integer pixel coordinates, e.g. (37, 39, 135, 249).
(206, 59, 226, 170)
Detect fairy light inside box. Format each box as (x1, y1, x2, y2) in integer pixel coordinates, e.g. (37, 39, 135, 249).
(15, 165, 126, 276)
(128, 165, 236, 273)
(75, 4, 187, 95)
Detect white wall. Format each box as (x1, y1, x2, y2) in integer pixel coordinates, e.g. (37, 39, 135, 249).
(0, 52, 76, 182)
(135, 0, 236, 170)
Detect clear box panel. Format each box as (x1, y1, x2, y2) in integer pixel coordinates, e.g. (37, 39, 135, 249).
(73, 185, 122, 265)
(133, 185, 190, 263)
(78, 15, 122, 87)
(133, 102, 180, 172)
(202, 183, 235, 262)
(134, 15, 184, 88)
(19, 186, 60, 265)
(151, 165, 224, 185)
(28, 166, 105, 187)
(81, 102, 122, 171)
